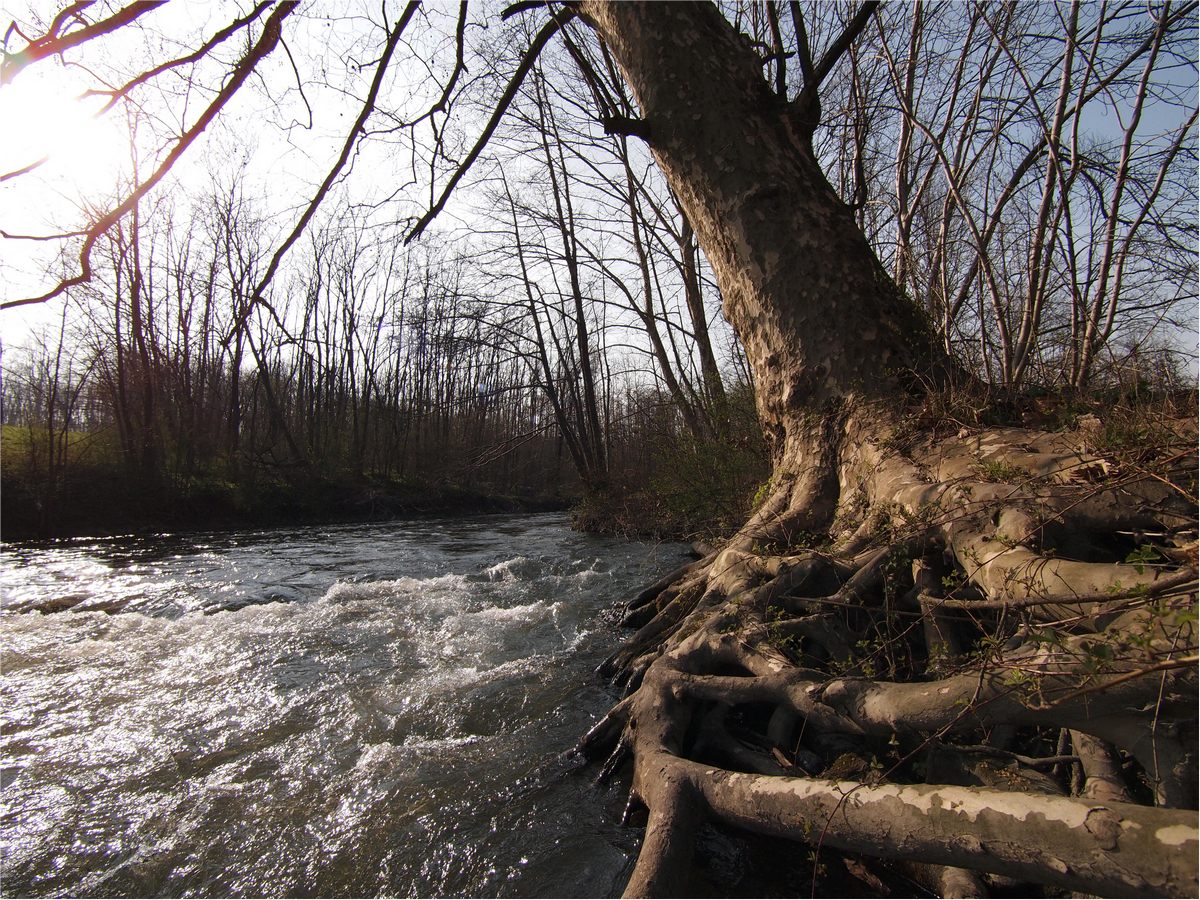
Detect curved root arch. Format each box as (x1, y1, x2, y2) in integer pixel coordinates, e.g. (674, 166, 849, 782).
(583, 408, 1198, 897)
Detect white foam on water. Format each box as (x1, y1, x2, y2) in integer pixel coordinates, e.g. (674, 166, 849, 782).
(320, 572, 472, 605)
(394, 734, 480, 755)
(0, 517, 691, 897)
(483, 556, 533, 581)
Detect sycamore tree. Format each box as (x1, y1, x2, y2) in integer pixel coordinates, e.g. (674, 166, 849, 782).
(2, 2, 1196, 896)
(566, 5, 1196, 896)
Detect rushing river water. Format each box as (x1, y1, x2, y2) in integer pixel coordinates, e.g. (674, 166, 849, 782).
(0, 514, 691, 898)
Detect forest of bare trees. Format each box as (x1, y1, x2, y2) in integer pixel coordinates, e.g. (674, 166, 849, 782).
(2, 151, 765, 535)
(3, 2, 1193, 541)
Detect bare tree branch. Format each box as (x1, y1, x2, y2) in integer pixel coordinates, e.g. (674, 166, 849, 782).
(81, 0, 274, 115)
(230, 0, 420, 337)
(2, 1, 166, 85)
(406, 10, 575, 244)
(1, 2, 297, 311)
(0, 154, 49, 182)
(793, 0, 880, 122)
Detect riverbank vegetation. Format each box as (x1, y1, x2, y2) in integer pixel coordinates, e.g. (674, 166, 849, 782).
(5, 3, 1194, 549)
(1, 2, 1196, 897)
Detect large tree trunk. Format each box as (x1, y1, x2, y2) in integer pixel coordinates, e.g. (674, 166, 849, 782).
(583, 3, 946, 433)
(582, 0, 955, 547)
(574, 3, 1198, 896)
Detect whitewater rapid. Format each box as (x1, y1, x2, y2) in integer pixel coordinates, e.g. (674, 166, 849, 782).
(0, 514, 688, 897)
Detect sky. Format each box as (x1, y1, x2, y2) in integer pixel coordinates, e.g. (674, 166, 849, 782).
(0, 1, 1195, 380)
(0, 1, 433, 344)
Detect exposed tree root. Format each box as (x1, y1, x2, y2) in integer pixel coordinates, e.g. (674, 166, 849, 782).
(581, 411, 1198, 897)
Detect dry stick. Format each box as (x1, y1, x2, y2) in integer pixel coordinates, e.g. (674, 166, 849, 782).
(949, 744, 1080, 770)
(1127, 450, 1200, 506)
(1148, 617, 1195, 804)
(787, 597, 927, 625)
(1037, 604, 1179, 634)
(1042, 654, 1199, 709)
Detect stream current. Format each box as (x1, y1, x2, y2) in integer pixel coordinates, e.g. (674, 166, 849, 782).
(0, 514, 690, 897)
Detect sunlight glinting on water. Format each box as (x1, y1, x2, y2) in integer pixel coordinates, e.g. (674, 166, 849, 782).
(1, 515, 687, 897)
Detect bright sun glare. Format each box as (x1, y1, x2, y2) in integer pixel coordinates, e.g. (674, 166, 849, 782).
(0, 66, 129, 206)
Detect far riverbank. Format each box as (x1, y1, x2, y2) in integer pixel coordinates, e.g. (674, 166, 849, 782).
(0, 469, 574, 541)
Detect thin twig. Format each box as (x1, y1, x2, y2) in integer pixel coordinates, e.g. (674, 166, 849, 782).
(922, 567, 1197, 611)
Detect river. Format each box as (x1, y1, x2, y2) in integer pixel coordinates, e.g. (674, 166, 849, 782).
(0, 514, 691, 897)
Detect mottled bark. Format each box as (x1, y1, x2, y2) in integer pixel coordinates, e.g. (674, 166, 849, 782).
(579, 1, 950, 457)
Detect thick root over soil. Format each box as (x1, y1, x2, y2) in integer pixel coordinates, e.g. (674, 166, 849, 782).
(581, 410, 1198, 897)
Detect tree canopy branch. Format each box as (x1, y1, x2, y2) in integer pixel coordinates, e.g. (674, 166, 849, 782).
(2, 1, 166, 85)
(1, 2, 297, 311)
(81, 0, 274, 114)
(406, 10, 575, 245)
(792, 0, 879, 125)
(231, 0, 420, 335)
